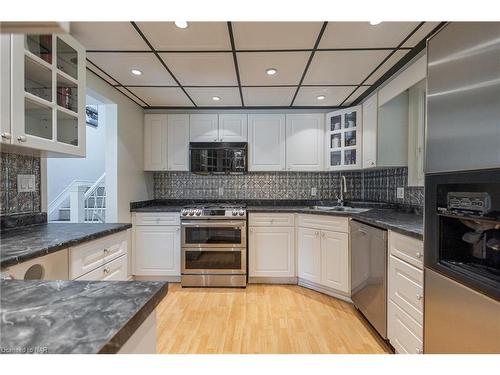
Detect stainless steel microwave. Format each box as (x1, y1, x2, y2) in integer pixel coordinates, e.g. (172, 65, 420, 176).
(189, 142, 247, 174)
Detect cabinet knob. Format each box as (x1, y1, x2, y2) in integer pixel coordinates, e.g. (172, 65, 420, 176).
(416, 294, 423, 301)
(1, 132, 11, 139)
(416, 252, 422, 259)
(176, 227, 179, 231)
(103, 267, 110, 274)
(321, 232, 325, 237)
(17, 135, 27, 143)
(214, 139, 217, 142)
(315, 231, 320, 237)
(370, 161, 375, 166)
(103, 248, 109, 254)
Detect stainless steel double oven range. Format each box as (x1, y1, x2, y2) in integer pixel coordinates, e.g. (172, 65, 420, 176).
(180, 204, 247, 287)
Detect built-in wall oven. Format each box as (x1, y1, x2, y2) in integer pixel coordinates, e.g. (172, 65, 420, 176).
(180, 205, 247, 287)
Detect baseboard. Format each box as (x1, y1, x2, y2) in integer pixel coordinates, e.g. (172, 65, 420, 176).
(248, 276, 298, 284)
(133, 275, 181, 282)
(298, 278, 352, 303)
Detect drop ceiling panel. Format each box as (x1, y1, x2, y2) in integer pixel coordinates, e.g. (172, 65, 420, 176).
(319, 22, 419, 49)
(127, 87, 193, 107)
(185, 87, 241, 106)
(238, 52, 310, 85)
(293, 86, 357, 106)
(304, 50, 391, 85)
(136, 22, 231, 50)
(87, 53, 176, 85)
(71, 22, 148, 50)
(116, 87, 149, 107)
(86, 60, 119, 85)
(160, 53, 237, 86)
(233, 22, 323, 49)
(365, 50, 409, 85)
(343, 86, 371, 105)
(242, 87, 295, 106)
(402, 22, 441, 47)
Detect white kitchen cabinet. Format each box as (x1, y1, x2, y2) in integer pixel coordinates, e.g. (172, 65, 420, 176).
(75, 254, 128, 281)
(1, 35, 11, 144)
(320, 230, 349, 293)
(388, 300, 423, 354)
(362, 93, 378, 168)
(9, 33, 86, 156)
(218, 113, 247, 142)
(189, 114, 218, 142)
(407, 79, 426, 186)
(285, 113, 324, 171)
(134, 225, 180, 277)
(167, 114, 189, 171)
(248, 114, 286, 171)
(249, 226, 295, 278)
(297, 227, 321, 284)
(144, 114, 167, 171)
(325, 106, 362, 171)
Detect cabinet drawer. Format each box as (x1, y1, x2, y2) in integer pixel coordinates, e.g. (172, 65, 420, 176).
(70, 231, 128, 279)
(389, 231, 423, 269)
(389, 255, 424, 325)
(135, 212, 180, 226)
(297, 214, 349, 233)
(76, 255, 128, 281)
(388, 300, 423, 354)
(248, 213, 294, 227)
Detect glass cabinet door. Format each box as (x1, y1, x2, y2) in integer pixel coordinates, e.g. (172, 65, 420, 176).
(327, 106, 361, 170)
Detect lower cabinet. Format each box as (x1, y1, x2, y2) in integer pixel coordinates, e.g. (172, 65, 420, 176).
(297, 227, 321, 283)
(76, 254, 128, 281)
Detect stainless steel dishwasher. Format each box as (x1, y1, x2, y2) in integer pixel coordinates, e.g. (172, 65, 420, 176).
(351, 220, 388, 339)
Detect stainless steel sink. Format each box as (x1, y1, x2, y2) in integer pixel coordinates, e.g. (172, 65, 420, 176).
(309, 206, 370, 213)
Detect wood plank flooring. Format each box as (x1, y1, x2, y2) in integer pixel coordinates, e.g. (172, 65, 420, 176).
(156, 283, 390, 354)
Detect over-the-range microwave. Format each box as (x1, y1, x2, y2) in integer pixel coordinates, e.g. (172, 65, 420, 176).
(189, 142, 247, 174)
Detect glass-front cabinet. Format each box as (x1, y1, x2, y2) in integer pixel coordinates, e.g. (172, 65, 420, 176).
(10, 34, 86, 156)
(325, 106, 362, 170)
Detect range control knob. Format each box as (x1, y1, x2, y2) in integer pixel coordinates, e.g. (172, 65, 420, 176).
(232, 209, 238, 216)
(238, 209, 245, 216)
(188, 209, 195, 216)
(181, 209, 187, 216)
(195, 209, 202, 216)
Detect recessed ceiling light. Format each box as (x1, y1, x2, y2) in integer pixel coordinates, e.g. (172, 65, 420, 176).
(266, 68, 277, 76)
(131, 69, 142, 76)
(369, 21, 382, 25)
(174, 21, 189, 29)
(317, 95, 326, 100)
(212, 96, 221, 101)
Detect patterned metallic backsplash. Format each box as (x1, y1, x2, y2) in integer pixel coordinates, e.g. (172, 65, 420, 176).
(0, 152, 41, 216)
(153, 167, 424, 207)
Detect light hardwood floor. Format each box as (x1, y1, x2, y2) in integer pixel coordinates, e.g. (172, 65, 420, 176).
(156, 283, 390, 354)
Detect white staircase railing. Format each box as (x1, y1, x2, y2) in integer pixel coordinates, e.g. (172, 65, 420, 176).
(83, 173, 106, 223)
(48, 179, 93, 221)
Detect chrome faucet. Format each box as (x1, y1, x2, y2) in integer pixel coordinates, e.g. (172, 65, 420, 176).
(337, 175, 347, 206)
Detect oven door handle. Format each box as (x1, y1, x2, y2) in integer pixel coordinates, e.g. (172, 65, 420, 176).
(182, 247, 244, 253)
(181, 221, 246, 228)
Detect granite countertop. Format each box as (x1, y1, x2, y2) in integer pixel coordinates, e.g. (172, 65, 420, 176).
(0, 280, 168, 354)
(0, 223, 132, 268)
(131, 205, 184, 213)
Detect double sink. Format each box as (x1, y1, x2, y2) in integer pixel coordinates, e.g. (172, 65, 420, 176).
(309, 205, 371, 214)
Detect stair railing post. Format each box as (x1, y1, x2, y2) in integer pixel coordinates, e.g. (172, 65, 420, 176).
(70, 185, 87, 223)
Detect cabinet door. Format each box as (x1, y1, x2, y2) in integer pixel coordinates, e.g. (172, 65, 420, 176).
(297, 227, 321, 283)
(219, 113, 247, 142)
(134, 226, 180, 276)
(248, 114, 286, 171)
(189, 114, 218, 142)
(1, 35, 11, 144)
(362, 93, 378, 168)
(144, 114, 168, 171)
(285, 113, 324, 171)
(408, 80, 426, 186)
(249, 226, 295, 277)
(388, 300, 423, 354)
(320, 230, 349, 293)
(167, 114, 189, 171)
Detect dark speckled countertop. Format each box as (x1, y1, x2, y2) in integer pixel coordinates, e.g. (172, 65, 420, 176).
(0, 280, 168, 354)
(0, 223, 132, 268)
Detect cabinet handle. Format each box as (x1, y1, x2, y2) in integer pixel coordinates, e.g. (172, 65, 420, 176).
(17, 135, 27, 143)
(1, 132, 11, 139)
(416, 294, 423, 301)
(416, 252, 422, 259)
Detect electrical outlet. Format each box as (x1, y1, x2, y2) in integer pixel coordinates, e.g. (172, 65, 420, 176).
(218, 187, 224, 196)
(396, 187, 405, 199)
(311, 187, 317, 197)
(17, 174, 36, 193)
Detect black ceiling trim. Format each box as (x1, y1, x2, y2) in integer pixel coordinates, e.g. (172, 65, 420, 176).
(86, 58, 150, 107)
(146, 105, 345, 110)
(351, 22, 447, 106)
(86, 47, 413, 54)
(339, 22, 426, 106)
(227, 22, 245, 107)
(114, 84, 370, 89)
(129, 21, 197, 107)
(289, 22, 328, 107)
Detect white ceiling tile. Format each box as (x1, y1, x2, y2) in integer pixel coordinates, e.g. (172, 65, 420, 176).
(71, 22, 148, 50)
(343, 86, 371, 106)
(365, 50, 409, 85)
(233, 22, 323, 50)
(304, 50, 391, 85)
(402, 22, 441, 47)
(86, 60, 119, 85)
(127, 87, 193, 107)
(185, 87, 241, 106)
(115, 87, 149, 107)
(319, 22, 420, 49)
(238, 52, 310, 85)
(136, 22, 231, 51)
(160, 53, 237, 86)
(87, 52, 176, 86)
(242, 87, 295, 106)
(293, 86, 358, 106)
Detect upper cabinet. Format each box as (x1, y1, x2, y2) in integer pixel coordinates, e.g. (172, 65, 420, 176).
(189, 113, 247, 142)
(167, 114, 190, 171)
(362, 93, 378, 168)
(248, 114, 286, 171)
(326, 106, 362, 171)
(218, 114, 247, 142)
(285, 113, 324, 171)
(8, 34, 86, 156)
(407, 80, 426, 187)
(189, 114, 218, 142)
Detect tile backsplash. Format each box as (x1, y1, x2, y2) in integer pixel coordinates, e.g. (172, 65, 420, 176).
(153, 167, 424, 207)
(0, 152, 41, 216)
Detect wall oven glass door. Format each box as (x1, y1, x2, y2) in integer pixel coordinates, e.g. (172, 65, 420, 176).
(182, 221, 246, 248)
(182, 247, 246, 275)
